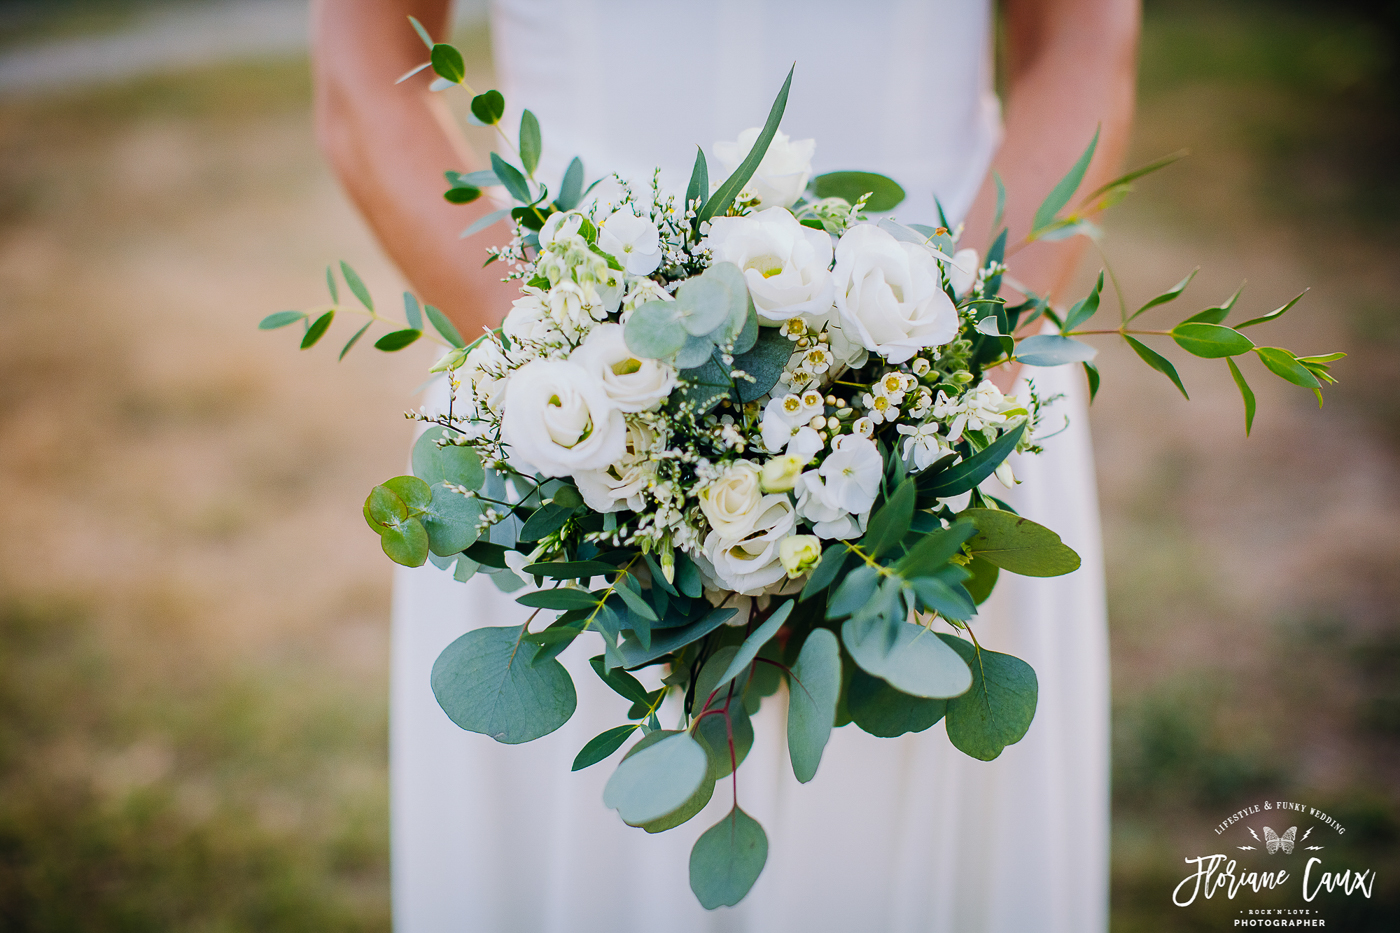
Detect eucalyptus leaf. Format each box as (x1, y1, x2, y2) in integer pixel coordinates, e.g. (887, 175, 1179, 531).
(429, 43, 465, 83)
(1129, 267, 1198, 321)
(800, 544, 848, 601)
(964, 555, 1000, 604)
(810, 171, 905, 212)
(402, 292, 423, 330)
(861, 480, 915, 559)
(842, 617, 972, 699)
(1170, 322, 1254, 358)
(1227, 356, 1257, 436)
(686, 146, 709, 211)
(259, 310, 304, 330)
(1236, 289, 1307, 329)
(301, 310, 333, 349)
(515, 588, 598, 611)
(895, 520, 976, 578)
(847, 668, 947, 738)
(588, 655, 652, 706)
(518, 502, 573, 541)
(571, 724, 637, 771)
(461, 207, 512, 238)
(690, 807, 768, 909)
(339, 261, 373, 311)
(826, 564, 878, 619)
(787, 628, 840, 782)
(518, 109, 541, 176)
(617, 608, 736, 668)
(624, 300, 686, 360)
(697, 66, 793, 225)
(489, 152, 531, 203)
(676, 276, 732, 336)
(424, 304, 464, 347)
(1255, 346, 1321, 389)
(732, 328, 794, 402)
(522, 560, 616, 579)
(380, 519, 430, 567)
(603, 731, 708, 825)
(917, 423, 1025, 500)
(939, 634, 1037, 761)
(694, 699, 754, 783)
(1031, 127, 1099, 235)
(382, 474, 431, 512)
(469, 89, 505, 125)
(675, 333, 717, 370)
(962, 508, 1081, 577)
(640, 774, 713, 833)
(339, 321, 373, 360)
(715, 601, 792, 687)
(1015, 334, 1098, 367)
(1183, 282, 1246, 325)
(374, 328, 422, 352)
(431, 624, 577, 743)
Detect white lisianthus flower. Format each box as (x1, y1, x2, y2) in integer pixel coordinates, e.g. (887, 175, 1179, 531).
(793, 472, 868, 540)
(760, 453, 808, 493)
(705, 207, 834, 321)
(538, 210, 587, 250)
(697, 497, 798, 595)
(833, 224, 959, 364)
(501, 359, 627, 477)
(502, 287, 562, 346)
(573, 421, 657, 513)
(817, 434, 883, 514)
(569, 323, 675, 412)
(713, 128, 815, 209)
(597, 208, 663, 276)
(778, 534, 822, 578)
(947, 247, 980, 297)
(897, 422, 953, 471)
(697, 460, 766, 544)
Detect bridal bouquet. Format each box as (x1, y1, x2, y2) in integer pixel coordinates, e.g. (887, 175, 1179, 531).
(263, 25, 1341, 908)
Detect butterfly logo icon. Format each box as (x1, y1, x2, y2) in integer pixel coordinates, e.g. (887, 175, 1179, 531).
(1264, 826, 1297, 855)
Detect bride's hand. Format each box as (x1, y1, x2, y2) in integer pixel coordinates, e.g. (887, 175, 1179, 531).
(311, 0, 517, 338)
(961, 0, 1140, 394)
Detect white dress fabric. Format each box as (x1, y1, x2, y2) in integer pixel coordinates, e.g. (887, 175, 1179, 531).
(390, 2, 1110, 930)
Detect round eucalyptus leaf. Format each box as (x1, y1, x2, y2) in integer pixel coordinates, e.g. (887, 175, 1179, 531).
(640, 773, 714, 834)
(624, 301, 686, 359)
(689, 807, 769, 909)
(383, 475, 432, 512)
(676, 276, 731, 336)
(939, 634, 1038, 761)
(811, 171, 906, 212)
(603, 731, 709, 825)
(787, 628, 841, 782)
(366, 484, 408, 528)
(847, 668, 946, 738)
(422, 482, 484, 556)
(431, 625, 577, 744)
(675, 333, 717, 370)
(842, 618, 972, 699)
(380, 517, 430, 567)
(694, 701, 754, 783)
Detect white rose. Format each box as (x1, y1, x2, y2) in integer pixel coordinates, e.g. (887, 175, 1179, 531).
(705, 207, 833, 322)
(794, 471, 868, 540)
(697, 460, 764, 544)
(598, 208, 663, 276)
(697, 496, 797, 595)
(713, 128, 815, 209)
(573, 421, 657, 513)
(778, 534, 822, 578)
(501, 359, 627, 477)
(569, 323, 675, 412)
(833, 223, 959, 364)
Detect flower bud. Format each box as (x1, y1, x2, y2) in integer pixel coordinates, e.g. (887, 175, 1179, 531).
(779, 535, 823, 578)
(760, 453, 808, 493)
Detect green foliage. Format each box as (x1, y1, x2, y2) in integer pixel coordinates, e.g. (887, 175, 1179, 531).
(555, 157, 585, 211)
(962, 508, 1082, 577)
(411, 428, 484, 489)
(424, 304, 464, 347)
(686, 146, 709, 210)
(1171, 322, 1254, 358)
(518, 109, 541, 176)
(571, 724, 638, 771)
(429, 43, 465, 84)
(1124, 334, 1189, 398)
(861, 479, 915, 559)
(1061, 272, 1103, 333)
(689, 807, 768, 909)
(372, 328, 421, 352)
(470, 90, 505, 125)
(339, 261, 373, 311)
(1237, 289, 1307, 328)
(1015, 334, 1098, 366)
(895, 521, 976, 577)
(1183, 282, 1245, 325)
(809, 171, 906, 211)
(431, 625, 577, 743)
(1030, 127, 1100, 236)
(697, 66, 794, 226)
(787, 629, 841, 782)
(300, 310, 333, 349)
(258, 310, 303, 330)
(488, 151, 530, 203)
(847, 668, 947, 737)
(340, 321, 373, 360)
(1227, 356, 1258, 435)
(800, 544, 848, 601)
(1129, 267, 1197, 321)
(603, 731, 708, 825)
(917, 423, 1025, 500)
(1255, 346, 1321, 389)
(843, 617, 973, 699)
(716, 601, 792, 687)
(940, 635, 1038, 761)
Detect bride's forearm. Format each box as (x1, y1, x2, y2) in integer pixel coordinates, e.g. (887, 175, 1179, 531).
(962, 0, 1140, 389)
(311, 0, 516, 337)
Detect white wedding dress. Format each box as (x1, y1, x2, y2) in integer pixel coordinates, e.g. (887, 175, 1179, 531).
(390, 1, 1110, 930)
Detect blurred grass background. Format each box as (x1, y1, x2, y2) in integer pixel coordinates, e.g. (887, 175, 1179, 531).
(0, 0, 1396, 929)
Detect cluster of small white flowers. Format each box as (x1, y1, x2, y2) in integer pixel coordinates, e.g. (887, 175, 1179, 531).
(428, 128, 1053, 599)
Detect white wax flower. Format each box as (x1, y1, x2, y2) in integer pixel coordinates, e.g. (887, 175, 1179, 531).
(697, 460, 765, 544)
(713, 128, 815, 209)
(573, 421, 657, 513)
(817, 434, 883, 514)
(793, 472, 868, 540)
(698, 496, 797, 595)
(760, 453, 808, 493)
(833, 224, 959, 364)
(501, 359, 626, 477)
(947, 247, 980, 297)
(778, 534, 822, 578)
(705, 207, 834, 321)
(598, 208, 663, 276)
(897, 422, 953, 471)
(569, 323, 675, 412)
